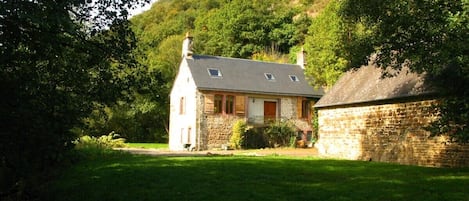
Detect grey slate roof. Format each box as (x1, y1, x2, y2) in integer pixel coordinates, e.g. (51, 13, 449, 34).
(186, 55, 324, 98)
(314, 64, 435, 108)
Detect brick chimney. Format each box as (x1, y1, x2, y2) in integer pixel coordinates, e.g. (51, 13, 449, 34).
(182, 32, 193, 58)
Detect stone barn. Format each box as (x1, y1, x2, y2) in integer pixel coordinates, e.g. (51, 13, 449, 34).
(314, 64, 469, 167)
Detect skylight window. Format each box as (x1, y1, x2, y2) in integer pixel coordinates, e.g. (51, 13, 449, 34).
(264, 73, 275, 81)
(289, 75, 300, 82)
(208, 68, 222, 78)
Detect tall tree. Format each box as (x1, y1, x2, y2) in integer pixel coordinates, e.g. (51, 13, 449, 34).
(304, 0, 372, 89)
(340, 0, 469, 142)
(0, 0, 148, 198)
(304, 0, 349, 88)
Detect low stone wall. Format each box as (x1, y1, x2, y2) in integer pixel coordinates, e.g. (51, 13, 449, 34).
(316, 99, 469, 167)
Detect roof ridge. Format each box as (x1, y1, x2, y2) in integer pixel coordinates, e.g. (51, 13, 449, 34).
(192, 54, 299, 67)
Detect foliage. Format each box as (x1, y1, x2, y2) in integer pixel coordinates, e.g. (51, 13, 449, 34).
(251, 50, 290, 63)
(304, 0, 372, 88)
(240, 120, 296, 149)
(193, 0, 300, 58)
(230, 119, 247, 149)
(0, 0, 148, 199)
(43, 153, 469, 201)
(340, 0, 469, 142)
(304, 0, 348, 88)
(242, 127, 269, 149)
(264, 120, 296, 147)
(74, 132, 127, 150)
(80, 94, 168, 143)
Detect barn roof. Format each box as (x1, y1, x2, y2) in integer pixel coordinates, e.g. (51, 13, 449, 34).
(314, 64, 435, 108)
(185, 54, 324, 98)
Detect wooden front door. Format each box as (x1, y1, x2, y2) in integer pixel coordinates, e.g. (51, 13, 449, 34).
(264, 101, 277, 122)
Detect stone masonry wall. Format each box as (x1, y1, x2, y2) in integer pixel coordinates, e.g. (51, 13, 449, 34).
(201, 115, 244, 150)
(316, 99, 469, 167)
(280, 97, 296, 118)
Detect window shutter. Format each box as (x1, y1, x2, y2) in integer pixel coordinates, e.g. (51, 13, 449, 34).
(235, 96, 245, 115)
(204, 94, 214, 114)
(297, 97, 303, 119)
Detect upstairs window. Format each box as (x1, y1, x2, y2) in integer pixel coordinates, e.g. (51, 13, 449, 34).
(179, 97, 185, 115)
(289, 75, 300, 82)
(208, 68, 222, 78)
(264, 73, 275, 81)
(214, 94, 223, 114)
(204, 94, 244, 116)
(225, 95, 234, 114)
(301, 100, 310, 119)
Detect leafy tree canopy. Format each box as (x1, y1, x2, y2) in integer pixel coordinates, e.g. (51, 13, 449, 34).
(303, 0, 372, 89)
(0, 0, 149, 198)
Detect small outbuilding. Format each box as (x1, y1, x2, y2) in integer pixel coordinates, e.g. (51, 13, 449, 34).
(314, 64, 469, 167)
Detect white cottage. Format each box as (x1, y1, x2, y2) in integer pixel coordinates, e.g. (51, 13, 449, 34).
(169, 35, 324, 151)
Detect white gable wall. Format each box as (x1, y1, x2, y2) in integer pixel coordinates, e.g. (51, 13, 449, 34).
(169, 58, 198, 151)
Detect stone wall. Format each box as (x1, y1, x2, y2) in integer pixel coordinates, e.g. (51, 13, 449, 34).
(201, 115, 243, 150)
(316, 98, 469, 167)
(280, 97, 296, 118)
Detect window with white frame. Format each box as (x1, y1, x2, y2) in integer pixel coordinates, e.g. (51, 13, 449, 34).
(264, 73, 275, 81)
(208, 68, 222, 78)
(289, 75, 300, 82)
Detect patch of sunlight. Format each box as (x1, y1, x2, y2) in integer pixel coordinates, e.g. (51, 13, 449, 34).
(427, 175, 469, 181)
(383, 179, 405, 184)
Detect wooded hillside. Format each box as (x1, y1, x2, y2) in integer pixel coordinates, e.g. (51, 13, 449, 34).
(78, 0, 332, 143)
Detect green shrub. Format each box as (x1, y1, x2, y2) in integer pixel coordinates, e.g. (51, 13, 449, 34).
(242, 127, 269, 149)
(264, 120, 296, 147)
(230, 119, 247, 149)
(74, 132, 127, 150)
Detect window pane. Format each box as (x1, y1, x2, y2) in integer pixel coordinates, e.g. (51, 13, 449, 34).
(179, 97, 185, 114)
(208, 68, 222, 77)
(302, 100, 310, 118)
(214, 95, 223, 114)
(225, 95, 234, 114)
(264, 73, 275, 80)
(290, 75, 299, 82)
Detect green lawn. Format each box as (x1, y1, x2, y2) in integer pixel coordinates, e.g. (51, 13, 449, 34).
(125, 143, 168, 149)
(43, 152, 469, 201)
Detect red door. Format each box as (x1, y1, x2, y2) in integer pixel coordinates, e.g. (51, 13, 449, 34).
(264, 101, 277, 122)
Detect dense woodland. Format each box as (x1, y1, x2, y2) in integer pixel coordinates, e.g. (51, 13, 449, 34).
(1, 0, 468, 199)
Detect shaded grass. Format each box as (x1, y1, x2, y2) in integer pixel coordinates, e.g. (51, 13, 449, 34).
(43, 152, 469, 201)
(126, 143, 168, 149)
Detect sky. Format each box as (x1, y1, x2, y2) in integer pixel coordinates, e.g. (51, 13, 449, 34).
(128, 0, 157, 18)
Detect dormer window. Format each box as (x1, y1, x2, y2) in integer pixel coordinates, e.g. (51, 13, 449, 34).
(264, 73, 275, 81)
(208, 68, 222, 78)
(289, 75, 300, 82)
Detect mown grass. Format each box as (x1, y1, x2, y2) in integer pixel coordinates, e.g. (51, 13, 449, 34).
(42, 152, 469, 201)
(125, 143, 168, 149)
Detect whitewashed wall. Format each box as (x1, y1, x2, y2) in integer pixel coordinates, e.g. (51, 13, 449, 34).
(169, 58, 198, 151)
